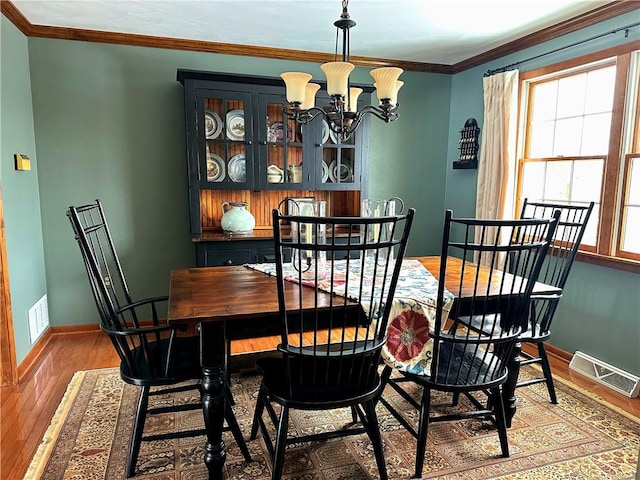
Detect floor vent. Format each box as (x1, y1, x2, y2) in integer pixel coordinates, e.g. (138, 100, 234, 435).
(569, 351, 640, 398)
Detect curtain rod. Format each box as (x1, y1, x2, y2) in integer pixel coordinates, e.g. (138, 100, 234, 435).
(484, 21, 640, 77)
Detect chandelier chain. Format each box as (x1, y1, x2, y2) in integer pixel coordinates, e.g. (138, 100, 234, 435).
(280, 0, 402, 142)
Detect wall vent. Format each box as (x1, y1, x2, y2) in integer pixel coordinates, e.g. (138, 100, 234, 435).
(28, 294, 49, 344)
(569, 351, 640, 398)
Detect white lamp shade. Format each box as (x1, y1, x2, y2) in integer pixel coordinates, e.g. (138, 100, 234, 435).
(370, 67, 403, 102)
(374, 79, 404, 106)
(301, 83, 321, 110)
(281, 72, 313, 104)
(347, 87, 363, 112)
(377, 80, 404, 106)
(320, 62, 355, 97)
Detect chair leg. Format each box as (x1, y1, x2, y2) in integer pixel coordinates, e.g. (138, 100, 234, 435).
(271, 405, 290, 480)
(250, 386, 266, 440)
(225, 402, 252, 462)
(363, 400, 388, 480)
(538, 343, 557, 404)
(414, 387, 432, 479)
(127, 385, 150, 478)
(452, 392, 460, 406)
(490, 387, 510, 458)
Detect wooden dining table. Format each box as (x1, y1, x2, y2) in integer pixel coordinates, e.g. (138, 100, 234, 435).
(167, 255, 560, 480)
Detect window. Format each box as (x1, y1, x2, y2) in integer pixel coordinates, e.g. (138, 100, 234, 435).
(517, 43, 640, 269)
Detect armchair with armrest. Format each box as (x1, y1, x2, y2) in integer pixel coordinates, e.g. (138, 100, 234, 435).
(66, 199, 250, 477)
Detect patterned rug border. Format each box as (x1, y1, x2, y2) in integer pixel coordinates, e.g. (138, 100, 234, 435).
(24, 369, 89, 480)
(25, 364, 640, 479)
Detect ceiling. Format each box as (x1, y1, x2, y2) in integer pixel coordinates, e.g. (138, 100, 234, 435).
(7, 0, 623, 67)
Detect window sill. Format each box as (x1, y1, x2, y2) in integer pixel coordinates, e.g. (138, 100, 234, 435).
(575, 251, 640, 274)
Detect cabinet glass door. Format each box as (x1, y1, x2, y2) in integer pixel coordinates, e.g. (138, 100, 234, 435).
(198, 90, 253, 189)
(321, 131, 358, 188)
(311, 91, 364, 190)
(259, 94, 306, 189)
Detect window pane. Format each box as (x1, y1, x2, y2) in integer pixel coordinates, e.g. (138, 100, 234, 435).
(531, 81, 558, 121)
(627, 157, 640, 204)
(571, 160, 603, 202)
(544, 161, 572, 201)
(521, 162, 545, 200)
(557, 73, 587, 118)
(553, 117, 582, 156)
(529, 121, 554, 157)
(621, 206, 640, 253)
(581, 113, 611, 155)
(620, 156, 639, 253)
(584, 66, 616, 114)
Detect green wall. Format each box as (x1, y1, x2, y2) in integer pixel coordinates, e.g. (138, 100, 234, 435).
(23, 39, 449, 351)
(1, 17, 47, 364)
(445, 11, 640, 375)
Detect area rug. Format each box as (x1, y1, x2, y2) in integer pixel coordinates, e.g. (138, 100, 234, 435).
(25, 365, 639, 479)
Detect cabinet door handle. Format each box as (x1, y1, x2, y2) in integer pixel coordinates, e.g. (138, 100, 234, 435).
(224, 259, 233, 265)
(259, 141, 267, 145)
(246, 140, 252, 145)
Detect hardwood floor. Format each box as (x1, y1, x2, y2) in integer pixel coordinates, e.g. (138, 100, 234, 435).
(2, 331, 638, 480)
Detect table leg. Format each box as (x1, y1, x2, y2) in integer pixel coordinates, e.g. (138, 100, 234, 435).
(503, 341, 522, 428)
(199, 322, 227, 480)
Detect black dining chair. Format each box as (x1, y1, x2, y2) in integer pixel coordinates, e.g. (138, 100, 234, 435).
(250, 207, 415, 480)
(379, 209, 558, 478)
(453, 200, 594, 404)
(512, 199, 594, 402)
(66, 199, 251, 477)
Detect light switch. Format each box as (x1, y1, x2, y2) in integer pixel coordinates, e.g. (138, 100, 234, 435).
(15, 154, 31, 171)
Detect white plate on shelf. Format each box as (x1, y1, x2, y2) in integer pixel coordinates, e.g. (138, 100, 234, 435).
(228, 153, 246, 182)
(204, 110, 223, 139)
(329, 159, 353, 183)
(206, 149, 225, 182)
(322, 120, 330, 144)
(226, 110, 245, 140)
(321, 161, 329, 183)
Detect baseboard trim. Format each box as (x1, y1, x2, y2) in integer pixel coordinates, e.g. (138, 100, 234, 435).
(50, 324, 100, 334)
(16, 329, 53, 381)
(521, 342, 573, 362)
(16, 324, 100, 381)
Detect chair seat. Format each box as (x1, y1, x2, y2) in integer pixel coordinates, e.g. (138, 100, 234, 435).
(402, 342, 508, 390)
(121, 335, 201, 386)
(256, 356, 382, 408)
(462, 314, 550, 343)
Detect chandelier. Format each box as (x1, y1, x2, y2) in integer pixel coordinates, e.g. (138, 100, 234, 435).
(280, 0, 403, 142)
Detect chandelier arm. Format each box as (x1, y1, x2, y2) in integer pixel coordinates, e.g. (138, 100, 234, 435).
(283, 106, 327, 125)
(357, 105, 400, 123)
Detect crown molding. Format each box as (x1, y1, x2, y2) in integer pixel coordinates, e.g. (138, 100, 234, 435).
(451, 1, 640, 73)
(2, 1, 637, 74)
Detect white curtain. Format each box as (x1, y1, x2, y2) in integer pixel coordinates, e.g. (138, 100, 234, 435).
(475, 70, 519, 263)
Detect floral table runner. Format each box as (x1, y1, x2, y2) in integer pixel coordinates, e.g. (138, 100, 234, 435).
(245, 259, 453, 375)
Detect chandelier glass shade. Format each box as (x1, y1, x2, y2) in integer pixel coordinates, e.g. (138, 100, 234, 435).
(281, 0, 403, 142)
